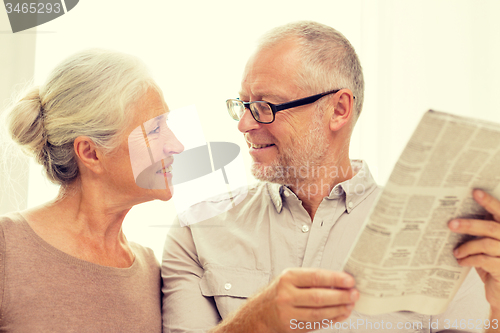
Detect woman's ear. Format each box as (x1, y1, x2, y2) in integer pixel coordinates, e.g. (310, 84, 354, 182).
(329, 89, 354, 132)
(73, 137, 104, 174)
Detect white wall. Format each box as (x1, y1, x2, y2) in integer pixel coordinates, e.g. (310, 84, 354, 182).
(2, 0, 500, 260)
(0, 7, 35, 215)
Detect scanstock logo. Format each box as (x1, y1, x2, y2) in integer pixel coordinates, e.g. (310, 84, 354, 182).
(4, 0, 79, 33)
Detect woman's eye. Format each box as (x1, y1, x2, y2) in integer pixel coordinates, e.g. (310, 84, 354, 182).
(148, 126, 160, 135)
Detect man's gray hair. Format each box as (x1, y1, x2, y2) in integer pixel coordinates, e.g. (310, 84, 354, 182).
(258, 21, 364, 117)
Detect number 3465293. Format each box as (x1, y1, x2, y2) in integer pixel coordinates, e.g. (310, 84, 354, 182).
(5, 2, 61, 14)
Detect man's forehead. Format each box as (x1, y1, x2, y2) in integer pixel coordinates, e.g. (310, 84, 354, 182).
(238, 88, 286, 102)
(239, 67, 288, 99)
(239, 39, 302, 99)
(239, 72, 301, 102)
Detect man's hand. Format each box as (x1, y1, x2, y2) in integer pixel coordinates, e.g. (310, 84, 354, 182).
(261, 268, 358, 332)
(448, 189, 500, 314)
(214, 268, 358, 333)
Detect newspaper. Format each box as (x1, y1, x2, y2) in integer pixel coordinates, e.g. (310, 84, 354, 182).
(343, 110, 500, 315)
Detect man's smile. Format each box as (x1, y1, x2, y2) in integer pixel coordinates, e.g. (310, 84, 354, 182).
(249, 143, 275, 149)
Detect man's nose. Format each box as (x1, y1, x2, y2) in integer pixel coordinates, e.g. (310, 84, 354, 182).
(237, 108, 261, 133)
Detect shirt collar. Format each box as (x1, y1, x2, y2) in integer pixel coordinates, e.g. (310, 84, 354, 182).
(332, 160, 377, 213)
(267, 182, 285, 213)
(266, 160, 377, 213)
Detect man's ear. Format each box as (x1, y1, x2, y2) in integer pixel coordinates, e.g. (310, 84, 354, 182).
(329, 89, 354, 132)
(73, 136, 104, 174)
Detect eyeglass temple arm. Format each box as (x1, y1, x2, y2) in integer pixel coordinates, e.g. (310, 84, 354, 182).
(274, 89, 342, 112)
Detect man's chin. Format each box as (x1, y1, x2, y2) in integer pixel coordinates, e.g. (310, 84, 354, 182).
(251, 163, 288, 185)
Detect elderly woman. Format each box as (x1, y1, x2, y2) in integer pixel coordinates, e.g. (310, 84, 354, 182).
(0, 49, 183, 332)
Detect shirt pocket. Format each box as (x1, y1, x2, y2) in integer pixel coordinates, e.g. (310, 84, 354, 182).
(200, 265, 270, 319)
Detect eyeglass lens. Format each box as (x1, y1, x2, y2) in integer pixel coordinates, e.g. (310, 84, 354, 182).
(227, 99, 275, 123)
(250, 102, 273, 123)
(227, 100, 245, 120)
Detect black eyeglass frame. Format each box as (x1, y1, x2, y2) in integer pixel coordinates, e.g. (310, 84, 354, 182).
(227, 89, 353, 124)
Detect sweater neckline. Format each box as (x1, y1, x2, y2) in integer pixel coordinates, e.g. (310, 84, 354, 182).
(13, 211, 139, 276)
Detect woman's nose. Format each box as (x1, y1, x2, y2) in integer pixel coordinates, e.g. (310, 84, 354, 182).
(163, 129, 184, 155)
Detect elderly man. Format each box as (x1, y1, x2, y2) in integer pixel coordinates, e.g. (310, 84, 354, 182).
(162, 21, 500, 332)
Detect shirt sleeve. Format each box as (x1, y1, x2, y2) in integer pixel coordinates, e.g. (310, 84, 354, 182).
(161, 218, 221, 333)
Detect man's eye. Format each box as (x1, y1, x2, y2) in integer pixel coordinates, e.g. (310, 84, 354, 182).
(148, 126, 160, 135)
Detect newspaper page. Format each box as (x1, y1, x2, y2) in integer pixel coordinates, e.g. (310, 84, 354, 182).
(343, 110, 500, 315)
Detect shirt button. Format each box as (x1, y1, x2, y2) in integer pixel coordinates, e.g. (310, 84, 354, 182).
(224, 283, 232, 290)
(348, 202, 354, 209)
(301, 225, 309, 233)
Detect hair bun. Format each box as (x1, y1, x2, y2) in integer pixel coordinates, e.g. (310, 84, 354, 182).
(6, 86, 47, 158)
(4, 49, 156, 186)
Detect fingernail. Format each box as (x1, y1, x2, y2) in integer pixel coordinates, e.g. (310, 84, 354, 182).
(449, 220, 460, 230)
(475, 190, 485, 200)
(453, 248, 460, 257)
(346, 304, 354, 310)
(351, 290, 359, 301)
(343, 277, 353, 287)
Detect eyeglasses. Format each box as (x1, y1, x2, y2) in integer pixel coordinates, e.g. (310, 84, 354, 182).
(226, 89, 349, 124)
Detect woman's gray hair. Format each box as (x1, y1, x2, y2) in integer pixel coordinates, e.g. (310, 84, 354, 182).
(258, 21, 364, 118)
(3, 49, 159, 186)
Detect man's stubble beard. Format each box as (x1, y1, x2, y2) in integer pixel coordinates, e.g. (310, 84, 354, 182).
(251, 111, 329, 185)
